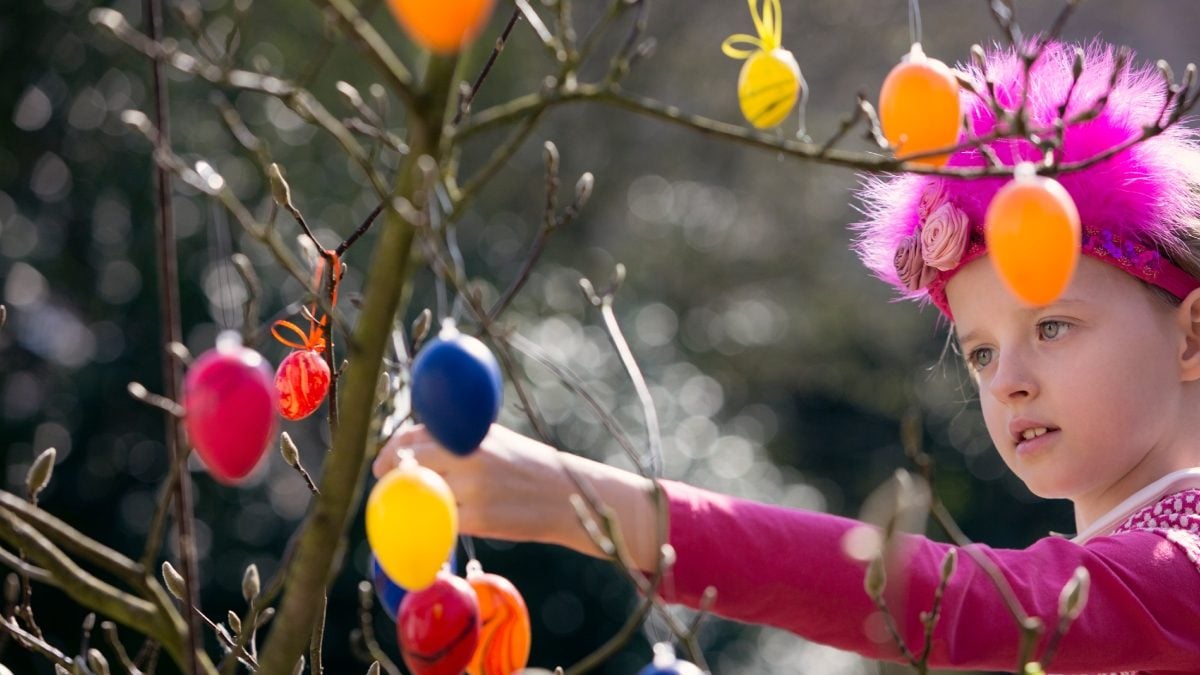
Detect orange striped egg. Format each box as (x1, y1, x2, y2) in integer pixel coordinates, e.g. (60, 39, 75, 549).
(466, 566, 530, 675)
(274, 349, 331, 420)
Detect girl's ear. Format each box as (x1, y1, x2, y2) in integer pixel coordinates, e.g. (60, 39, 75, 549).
(1177, 287, 1200, 382)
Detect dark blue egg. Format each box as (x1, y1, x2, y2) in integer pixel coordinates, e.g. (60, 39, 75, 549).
(410, 325, 503, 456)
(637, 644, 704, 675)
(370, 551, 457, 621)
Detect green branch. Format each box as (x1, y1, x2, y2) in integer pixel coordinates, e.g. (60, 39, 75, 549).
(254, 52, 461, 674)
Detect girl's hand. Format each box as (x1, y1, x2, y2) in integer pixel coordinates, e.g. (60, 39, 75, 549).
(374, 424, 658, 568)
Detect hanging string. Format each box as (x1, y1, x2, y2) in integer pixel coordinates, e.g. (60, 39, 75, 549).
(460, 534, 477, 568)
(429, 183, 469, 325)
(207, 195, 239, 329)
(908, 0, 923, 46)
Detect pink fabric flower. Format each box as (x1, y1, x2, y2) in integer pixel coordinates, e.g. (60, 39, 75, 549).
(894, 235, 935, 291)
(917, 180, 948, 221)
(920, 202, 970, 271)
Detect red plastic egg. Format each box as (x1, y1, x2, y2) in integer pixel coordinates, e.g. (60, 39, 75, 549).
(183, 331, 278, 484)
(398, 571, 481, 675)
(275, 349, 331, 421)
(466, 563, 530, 675)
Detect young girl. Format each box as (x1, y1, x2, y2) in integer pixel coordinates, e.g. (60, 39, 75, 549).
(375, 42, 1200, 672)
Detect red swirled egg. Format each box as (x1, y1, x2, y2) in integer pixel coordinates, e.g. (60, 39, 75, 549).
(398, 571, 481, 675)
(183, 331, 278, 484)
(466, 564, 531, 675)
(275, 349, 331, 420)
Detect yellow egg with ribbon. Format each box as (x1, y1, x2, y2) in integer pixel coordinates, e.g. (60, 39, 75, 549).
(366, 453, 458, 591)
(723, 0, 806, 130)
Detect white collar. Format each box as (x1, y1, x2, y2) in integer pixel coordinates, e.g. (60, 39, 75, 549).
(1071, 467, 1200, 544)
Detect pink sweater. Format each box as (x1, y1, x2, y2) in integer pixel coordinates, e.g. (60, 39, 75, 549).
(658, 480, 1200, 673)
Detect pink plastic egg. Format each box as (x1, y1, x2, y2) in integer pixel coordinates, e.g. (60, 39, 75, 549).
(183, 331, 278, 484)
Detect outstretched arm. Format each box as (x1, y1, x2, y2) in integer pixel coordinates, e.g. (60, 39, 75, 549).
(375, 424, 661, 568)
(375, 425, 1200, 671)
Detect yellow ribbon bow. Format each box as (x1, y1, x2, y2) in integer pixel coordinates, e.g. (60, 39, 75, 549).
(721, 0, 783, 59)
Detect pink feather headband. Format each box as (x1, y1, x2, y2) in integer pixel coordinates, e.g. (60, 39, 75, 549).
(853, 41, 1200, 319)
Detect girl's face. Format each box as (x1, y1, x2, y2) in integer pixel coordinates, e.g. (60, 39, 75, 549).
(945, 255, 1189, 524)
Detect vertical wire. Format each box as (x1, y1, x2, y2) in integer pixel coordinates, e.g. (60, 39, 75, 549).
(208, 196, 238, 329)
(908, 0, 923, 45)
(460, 535, 477, 566)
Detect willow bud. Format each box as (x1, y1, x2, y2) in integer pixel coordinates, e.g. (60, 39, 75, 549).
(1058, 566, 1091, 622)
(162, 561, 186, 601)
(242, 563, 261, 603)
(26, 447, 56, 502)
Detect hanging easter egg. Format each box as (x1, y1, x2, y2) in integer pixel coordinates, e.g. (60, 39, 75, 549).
(985, 164, 1081, 306)
(387, 0, 497, 54)
(879, 43, 961, 166)
(637, 643, 704, 675)
(183, 331, 278, 484)
(371, 555, 408, 622)
(366, 455, 458, 591)
(398, 570, 482, 675)
(410, 321, 503, 456)
(465, 561, 531, 675)
(723, 0, 804, 130)
(736, 48, 802, 129)
(371, 551, 458, 622)
(274, 349, 331, 421)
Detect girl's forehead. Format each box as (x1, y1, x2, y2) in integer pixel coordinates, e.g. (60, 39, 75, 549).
(945, 256, 1157, 330)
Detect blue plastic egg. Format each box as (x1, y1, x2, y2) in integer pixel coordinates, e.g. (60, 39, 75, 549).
(638, 643, 704, 675)
(371, 551, 458, 621)
(410, 322, 503, 456)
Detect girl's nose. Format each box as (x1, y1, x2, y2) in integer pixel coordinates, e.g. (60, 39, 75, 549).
(986, 348, 1039, 403)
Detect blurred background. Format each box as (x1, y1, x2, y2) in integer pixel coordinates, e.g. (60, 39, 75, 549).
(4, 0, 1200, 672)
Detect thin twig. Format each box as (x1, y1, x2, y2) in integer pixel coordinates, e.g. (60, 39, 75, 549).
(309, 594, 326, 675)
(142, 0, 201, 670)
(102, 621, 145, 675)
(0, 616, 73, 669)
(581, 268, 662, 478)
(453, 8, 522, 125)
(354, 582, 401, 675)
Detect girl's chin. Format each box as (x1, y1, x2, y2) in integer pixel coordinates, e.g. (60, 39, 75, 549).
(1014, 473, 1075, 500)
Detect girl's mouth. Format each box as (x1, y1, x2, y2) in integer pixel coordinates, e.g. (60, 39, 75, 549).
(1015, 427, 1060, 456)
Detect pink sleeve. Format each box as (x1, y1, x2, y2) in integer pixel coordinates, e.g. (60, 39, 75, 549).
(657, 479, 1200, 671)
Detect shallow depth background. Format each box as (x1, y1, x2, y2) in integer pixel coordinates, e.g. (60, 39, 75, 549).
(3, 1, 1199, 673)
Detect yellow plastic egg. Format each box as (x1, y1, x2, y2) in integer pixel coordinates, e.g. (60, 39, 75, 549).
(737, 48, 802, 129)
(366, 456, 458, 591)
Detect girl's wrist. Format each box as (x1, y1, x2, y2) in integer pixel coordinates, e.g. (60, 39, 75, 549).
(549, 452, 659, 570)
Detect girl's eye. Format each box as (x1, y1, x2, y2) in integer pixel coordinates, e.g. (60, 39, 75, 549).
(968, 347, 993, 371)
(1038, 320, 1071, 341)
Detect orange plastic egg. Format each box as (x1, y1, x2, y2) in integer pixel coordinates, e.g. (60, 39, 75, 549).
(879, 43, 961, 166)
(985, 165, 1081, 306)
(465, 562, 531, 675)
(387, 0, 497, 54)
